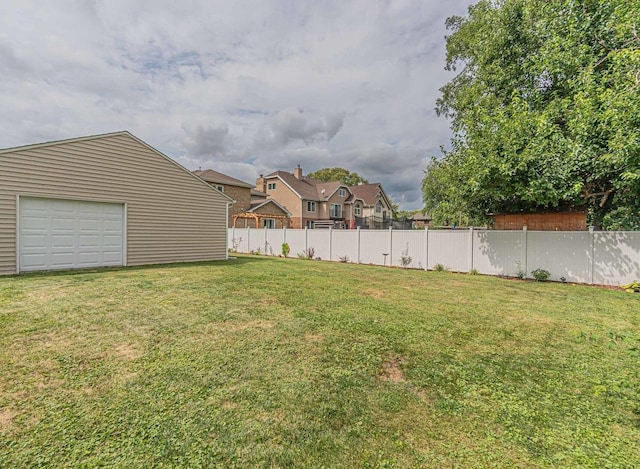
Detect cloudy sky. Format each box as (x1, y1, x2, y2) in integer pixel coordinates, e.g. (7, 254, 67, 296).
(1, 0, 475, 210)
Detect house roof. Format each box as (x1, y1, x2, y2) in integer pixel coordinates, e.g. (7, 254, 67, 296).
(251, 189, 268, 198)
(411, 213, 431, 222)
(248, 199, 291, 216)
(315, 181, 351, 199)
(349, 183, 388, 206)
(265, 171, 359, 201)
(0, 130, 235, 203)
(265, 170, 324, 200)
(193, 169, 254, 189)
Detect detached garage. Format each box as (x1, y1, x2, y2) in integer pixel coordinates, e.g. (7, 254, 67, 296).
(0, 131, 232, 275)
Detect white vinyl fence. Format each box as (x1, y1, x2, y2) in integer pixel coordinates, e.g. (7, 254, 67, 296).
(228, 227, 640, 286)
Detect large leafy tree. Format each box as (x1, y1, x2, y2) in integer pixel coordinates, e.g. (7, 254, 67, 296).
(307, 167, 369, 186)
(424, 0, 640, 229)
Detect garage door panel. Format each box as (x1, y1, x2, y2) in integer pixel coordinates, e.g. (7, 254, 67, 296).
(21, 253, 47, 270)
(103, 220, 123, 231)
(79, 235, 99, 247)
(53, 199, 76, 213)
(51, 252, 74, 266)
(103, 235, 123, 247)
(21, 234, 47, 248)
(51, 218, 75, 230)
(52, 234, 75, 248)
(21, 216, 48, 230)
(77, 252, 99, 265)
(19, 197, 124, 272)
(79, 218, 100, 231)
(102, 251, 122, 263)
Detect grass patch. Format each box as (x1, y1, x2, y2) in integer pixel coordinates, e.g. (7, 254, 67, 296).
(1, 255, 639, 467)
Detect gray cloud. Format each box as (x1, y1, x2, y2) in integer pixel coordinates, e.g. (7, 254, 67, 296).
(182, 122, 229, 158)
(258, 108, 345, 148)
(0, 0, 476, 210)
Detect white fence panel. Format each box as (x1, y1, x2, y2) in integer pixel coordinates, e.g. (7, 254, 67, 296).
(228, 228, 640, 286)
(306, 229, 331, 260)
(593, 232, 640, 286)
(248, 228, 267, 253)
(391, 230, 425, 269)
(473, 230, 526, 276)
(229, 227, 250, 253)
(331, 231, 359, 262)
(285, 229, 307, 257)
(428, 230, 469, 271)
(264, 229, 286, 256)
(527, 232, 590, 283)
(359, 230, 392, 265)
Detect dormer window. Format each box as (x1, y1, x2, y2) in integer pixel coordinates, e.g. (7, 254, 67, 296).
(376, 201, 382, 213)
(267, 182, 277, 190)
(338, 188, 346, 197)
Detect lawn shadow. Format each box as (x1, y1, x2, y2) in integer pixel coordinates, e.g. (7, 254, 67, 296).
(475, 229, 640, 284)
(7, 255, 271, 279)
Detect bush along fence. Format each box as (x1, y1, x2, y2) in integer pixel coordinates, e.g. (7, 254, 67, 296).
(228, 227, 640, 287)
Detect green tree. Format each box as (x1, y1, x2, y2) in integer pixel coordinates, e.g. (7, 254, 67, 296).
(307, 167, 369, 186)
(424, 0, 640, 229)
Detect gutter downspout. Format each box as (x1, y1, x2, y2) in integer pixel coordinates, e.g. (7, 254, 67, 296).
(226, 202, 233, 259)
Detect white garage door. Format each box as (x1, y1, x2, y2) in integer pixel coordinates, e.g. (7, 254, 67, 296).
(19, 197, 125, 272)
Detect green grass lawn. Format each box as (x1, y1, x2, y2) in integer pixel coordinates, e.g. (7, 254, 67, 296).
(1, 255, 639, 467)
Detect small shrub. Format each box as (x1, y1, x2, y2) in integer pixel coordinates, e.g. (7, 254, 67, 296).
(560, 276, 567, 283)
(298, 246, 316, 260)
(469, 268, 479, 275)
(399, 247, 412, 268)
(281, 243, 290, 257)
(230, 237, 242, 253)
(433, 263, 447, 272)
(531, 268, 550, 282)
(515, 261, 525, 279)
(338, 255, 349, 263)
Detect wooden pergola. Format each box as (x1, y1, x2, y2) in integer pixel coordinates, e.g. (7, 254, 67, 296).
(232, 212, 289, 228)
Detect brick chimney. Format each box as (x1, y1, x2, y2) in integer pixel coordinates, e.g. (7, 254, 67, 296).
(256, 174, 266, 193)
(294, 164, 303, 180)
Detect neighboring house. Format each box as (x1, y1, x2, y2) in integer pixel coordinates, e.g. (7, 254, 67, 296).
(255, 165, 393, 229)
(193, 169, 291, 228)
(349, 183, 394, 229)
(193, 168, 253, 226)
(236, 198, 291, 229)
(410, 213, 432, 229)
(0, 131, 232, 275)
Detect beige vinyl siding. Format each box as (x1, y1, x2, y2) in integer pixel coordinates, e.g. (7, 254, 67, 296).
(0, 132, 228, 275)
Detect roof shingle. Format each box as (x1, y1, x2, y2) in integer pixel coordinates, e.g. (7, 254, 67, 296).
(193, 169, 254, 189)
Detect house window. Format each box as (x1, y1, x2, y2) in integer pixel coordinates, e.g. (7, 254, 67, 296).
(215, 185, 224, 192)
(267, 182, 277, 190)
(376, 201, 382, 213)
(330, 204, 342, 218)
(306, 220, 314, 229)
(263, 218, 275, 229)
(338, 188, 346, 197)
(307, 201, 316, 212)
(354, 204, 361, 216)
